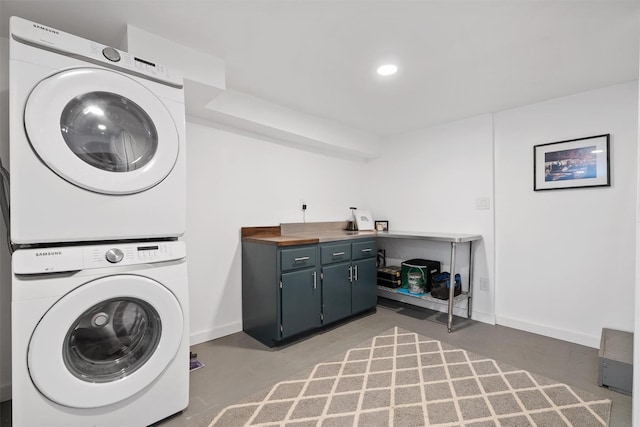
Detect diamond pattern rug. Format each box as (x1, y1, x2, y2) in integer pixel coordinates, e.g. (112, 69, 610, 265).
(209, 327, 611, 426)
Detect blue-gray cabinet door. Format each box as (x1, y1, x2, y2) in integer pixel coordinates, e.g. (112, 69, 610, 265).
(281, 268, 321, 338)
(352, 257, 377, 313)
(321, 262, 352, 324)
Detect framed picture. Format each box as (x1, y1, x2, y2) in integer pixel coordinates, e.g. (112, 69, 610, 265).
(374, 220, 389, 232)
(534, 134, 610, 191)
(355, 210, 374, 230)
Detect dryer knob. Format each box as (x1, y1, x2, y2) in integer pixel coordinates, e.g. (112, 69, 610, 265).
(102, 47, 121, 62)
(105, 248, 124, 263)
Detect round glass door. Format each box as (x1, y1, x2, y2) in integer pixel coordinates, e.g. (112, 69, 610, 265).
(28, 275, 184, 408)
(63, 297, 162, 383)
(60, 92, 158, 173)
(25, 68, 180, 195)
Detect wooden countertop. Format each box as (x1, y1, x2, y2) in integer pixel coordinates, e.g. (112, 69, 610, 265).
(242, 234, 320, 246)
(242, 224, 482, 247)
(241, 226, 377, 247)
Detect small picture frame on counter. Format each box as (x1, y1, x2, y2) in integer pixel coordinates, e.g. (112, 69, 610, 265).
(355, 210, 375, 230)
(375, 220, 389, 232)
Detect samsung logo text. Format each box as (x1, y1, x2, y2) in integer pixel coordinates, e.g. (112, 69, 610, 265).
(35, 251, 62, 257)
(33, 24, 59, 35)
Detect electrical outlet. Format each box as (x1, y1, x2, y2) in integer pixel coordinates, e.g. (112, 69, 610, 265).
(479, 278, 489, 291)
(300, 200, 308, 222)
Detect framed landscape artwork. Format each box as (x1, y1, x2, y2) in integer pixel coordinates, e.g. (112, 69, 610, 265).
(533, 134, 610, 191)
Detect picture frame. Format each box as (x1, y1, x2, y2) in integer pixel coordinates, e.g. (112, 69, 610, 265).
(374, 220, 389, 232)
(354, 210, 374, 230)
(534, 134, 610, 191)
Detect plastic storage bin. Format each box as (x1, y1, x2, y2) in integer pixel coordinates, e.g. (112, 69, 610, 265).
(401, 259, 440, 293)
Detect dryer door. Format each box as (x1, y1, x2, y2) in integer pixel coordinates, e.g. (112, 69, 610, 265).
(24, 68, 180, 195)
(28, 274, 184, 408)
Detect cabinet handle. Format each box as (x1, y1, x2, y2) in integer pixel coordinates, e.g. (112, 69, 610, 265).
(354, 264, 359, 281)
(361, 248, 372, 253)
(332, 252, 345, 256)
(313, 271, 317, 289)
(294, 256, 310, 262)
(349, 265, 353, 282)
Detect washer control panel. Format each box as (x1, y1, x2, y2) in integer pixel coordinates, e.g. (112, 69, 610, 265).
(9, 16, 182, 88)
(13, 241, 186, 275)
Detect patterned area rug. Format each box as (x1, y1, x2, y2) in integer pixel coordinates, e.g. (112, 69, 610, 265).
(209, 327, 611, 426)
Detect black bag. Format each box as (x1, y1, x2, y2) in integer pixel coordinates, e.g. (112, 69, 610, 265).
(430, 272, 462, 300)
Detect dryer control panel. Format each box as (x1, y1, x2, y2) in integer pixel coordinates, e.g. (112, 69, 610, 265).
(10, 16, 183, 88)
(13, 241, 186, 275)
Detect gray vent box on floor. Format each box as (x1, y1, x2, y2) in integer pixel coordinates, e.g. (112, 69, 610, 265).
(598, 328, 633, 395)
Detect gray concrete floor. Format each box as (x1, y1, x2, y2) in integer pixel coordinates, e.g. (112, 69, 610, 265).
(1, 299, 633, 426)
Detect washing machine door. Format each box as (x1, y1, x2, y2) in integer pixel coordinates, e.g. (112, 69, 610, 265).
(24, 68, 180, 195)
(28, 274, 184, 408)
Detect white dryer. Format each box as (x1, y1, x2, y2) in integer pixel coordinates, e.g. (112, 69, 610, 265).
(9, 17, 186, 245)
(11, 241, 189, 426)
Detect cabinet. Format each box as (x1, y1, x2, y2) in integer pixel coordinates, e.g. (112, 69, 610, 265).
(242, 237, 377, 347)
(320, 240, 377, 324)
(242, 243, 321, 347)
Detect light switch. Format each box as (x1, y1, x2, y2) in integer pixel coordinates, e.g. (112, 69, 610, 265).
(475, 197, 490, 210)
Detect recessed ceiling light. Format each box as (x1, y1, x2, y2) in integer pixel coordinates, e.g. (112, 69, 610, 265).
(377, 64, 398, 76)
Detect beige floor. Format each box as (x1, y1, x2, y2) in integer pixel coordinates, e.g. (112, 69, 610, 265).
(1, 300, 633, 426)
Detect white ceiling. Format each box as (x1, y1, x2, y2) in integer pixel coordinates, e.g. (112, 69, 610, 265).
(1, 1, 639, 136)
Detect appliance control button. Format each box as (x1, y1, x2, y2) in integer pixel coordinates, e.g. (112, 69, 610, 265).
(105, 248, 124, 263)
(102, 47, 121, 62)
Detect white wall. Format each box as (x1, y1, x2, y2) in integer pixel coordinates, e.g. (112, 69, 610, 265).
(365, 114, 496, 324)
(183, 119, 369, 344)
(494, 81, 638, 348)
(362, 82, 638, 348)
(0, 36, 11, 402)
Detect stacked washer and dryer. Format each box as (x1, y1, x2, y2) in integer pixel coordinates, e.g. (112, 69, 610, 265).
(8, 17, 190, 426)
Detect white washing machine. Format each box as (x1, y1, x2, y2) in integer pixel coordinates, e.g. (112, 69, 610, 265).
(11, 240, 189, 427)
(9, 17, 186, 245)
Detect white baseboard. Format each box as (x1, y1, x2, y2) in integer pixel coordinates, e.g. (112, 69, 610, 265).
(190, 321, 242, 346)
(1, 381, 11, 402)
(495, 314, 600, 349)
(471, 310, 496, 325)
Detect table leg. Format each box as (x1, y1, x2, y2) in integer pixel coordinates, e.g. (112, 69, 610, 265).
(448, 241, 457, 332)
(468, 241, 473, 319)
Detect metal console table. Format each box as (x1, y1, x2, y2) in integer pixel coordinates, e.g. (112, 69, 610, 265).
(376, 231, 482, 332)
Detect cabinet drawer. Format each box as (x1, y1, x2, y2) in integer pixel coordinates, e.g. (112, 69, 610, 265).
(320, 243, 352, 265)
(281, 246, 317, 271)
(352, 240, 377, 260)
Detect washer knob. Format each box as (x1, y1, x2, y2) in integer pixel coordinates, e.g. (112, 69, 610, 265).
(105, 248, 124, 263)
(102, 47, 121, 62)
